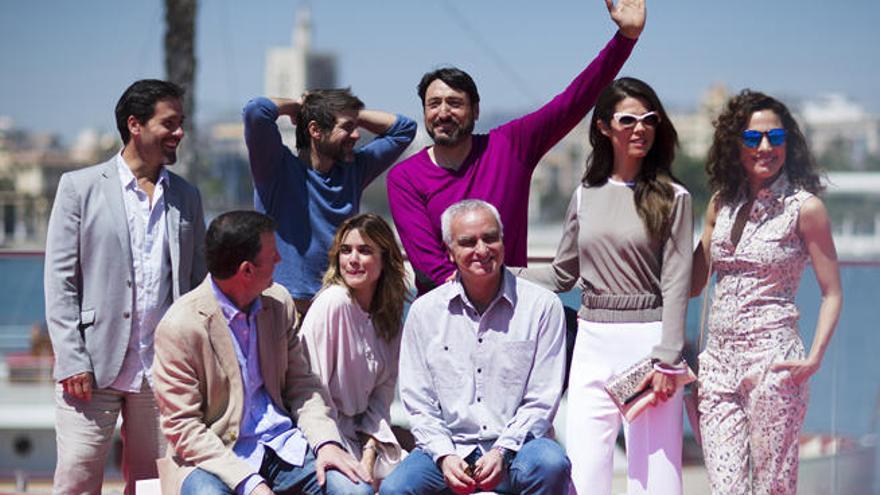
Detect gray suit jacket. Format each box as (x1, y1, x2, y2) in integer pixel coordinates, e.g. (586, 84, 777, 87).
(44, 158, 206, 388)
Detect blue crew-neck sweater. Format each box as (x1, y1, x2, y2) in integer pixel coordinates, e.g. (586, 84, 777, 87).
(243, 97, 416, 300)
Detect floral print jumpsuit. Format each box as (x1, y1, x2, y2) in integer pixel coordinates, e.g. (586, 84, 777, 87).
(698, 174, 811, 495)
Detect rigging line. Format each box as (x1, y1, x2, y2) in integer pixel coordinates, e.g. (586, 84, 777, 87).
(437, 0, 539, 106)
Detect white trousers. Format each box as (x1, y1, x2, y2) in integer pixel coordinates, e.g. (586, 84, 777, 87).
(567, 319, 683, 495)
(53, 378, 164, 495)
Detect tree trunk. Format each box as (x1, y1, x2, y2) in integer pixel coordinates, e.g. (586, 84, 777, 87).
(164, 0, 198, 178)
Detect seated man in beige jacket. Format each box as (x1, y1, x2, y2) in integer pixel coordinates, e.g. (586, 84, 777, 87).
(152, 210, 373, 495)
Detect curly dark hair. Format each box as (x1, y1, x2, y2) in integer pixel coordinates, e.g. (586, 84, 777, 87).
(706, 90, 823, 204)
(584, 77, 681, 243)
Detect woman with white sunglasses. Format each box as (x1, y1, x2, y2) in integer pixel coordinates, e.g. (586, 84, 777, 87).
(515, 77, 692, 494)
(691, 90, 842, 494)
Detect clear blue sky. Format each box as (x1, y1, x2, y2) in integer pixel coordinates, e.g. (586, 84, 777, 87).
(1, 0, 878, 143)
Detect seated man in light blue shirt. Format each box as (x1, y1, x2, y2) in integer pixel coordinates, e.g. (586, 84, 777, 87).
(380, 200, 571, 495)
(152, 211, 373, 495)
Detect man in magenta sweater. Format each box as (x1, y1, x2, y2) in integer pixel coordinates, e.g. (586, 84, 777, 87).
(387, 0, 646, 295)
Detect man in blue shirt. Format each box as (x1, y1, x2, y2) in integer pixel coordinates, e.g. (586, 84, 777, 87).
(152, 211, 374, 495)
(243, 91, 416, 314)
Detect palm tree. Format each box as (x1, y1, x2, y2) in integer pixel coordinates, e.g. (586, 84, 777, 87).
(164, 0, 197, 177)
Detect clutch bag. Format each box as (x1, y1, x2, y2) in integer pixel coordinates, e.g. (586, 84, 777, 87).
(603, 357, 654, 411)
(605, 357, 697, 422)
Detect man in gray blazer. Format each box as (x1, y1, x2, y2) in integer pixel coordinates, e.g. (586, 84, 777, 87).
(44, 79, 206, 494)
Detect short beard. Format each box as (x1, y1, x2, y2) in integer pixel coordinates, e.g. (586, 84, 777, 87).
(162, 149, 178, 165)
(314, 138, 352, 163)
(427, 119, 475, 147)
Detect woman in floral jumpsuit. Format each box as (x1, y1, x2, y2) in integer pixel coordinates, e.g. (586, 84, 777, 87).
(691, 90, 843, 494)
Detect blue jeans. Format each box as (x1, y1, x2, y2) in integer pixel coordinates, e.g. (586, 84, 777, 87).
(379, 437, 570, 495)
(181, 447, 374, 495)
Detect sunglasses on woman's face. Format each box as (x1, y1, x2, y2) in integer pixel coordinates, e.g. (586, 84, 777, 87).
(612, 111, 661, 128)
(741, 128, 786, 148)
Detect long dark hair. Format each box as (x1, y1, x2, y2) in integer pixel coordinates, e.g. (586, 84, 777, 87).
(584, 77, 680, 243)
(707, 89, 823, 204)
(323, 214, 409, 342)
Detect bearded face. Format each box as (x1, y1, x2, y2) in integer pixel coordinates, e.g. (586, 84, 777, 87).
(423, 79, 478, 147)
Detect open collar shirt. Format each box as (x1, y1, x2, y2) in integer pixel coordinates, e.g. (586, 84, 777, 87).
(398, 268, 566, 462)
(110, 154, 172, 392)
(210, 278, 308, 495)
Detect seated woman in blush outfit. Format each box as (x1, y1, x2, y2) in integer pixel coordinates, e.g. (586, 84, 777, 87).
(300, 214, 411, 489)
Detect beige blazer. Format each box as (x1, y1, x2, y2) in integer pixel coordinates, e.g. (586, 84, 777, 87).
(152, 278, 342, 494)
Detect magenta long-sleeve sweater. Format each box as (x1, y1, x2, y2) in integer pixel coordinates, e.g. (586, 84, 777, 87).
(388, 32, 637, 295)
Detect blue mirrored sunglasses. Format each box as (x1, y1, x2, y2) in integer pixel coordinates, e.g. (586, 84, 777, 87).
(741, 128, 786, 148)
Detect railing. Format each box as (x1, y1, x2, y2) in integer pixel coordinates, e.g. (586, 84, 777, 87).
(1, 252, 878, 492)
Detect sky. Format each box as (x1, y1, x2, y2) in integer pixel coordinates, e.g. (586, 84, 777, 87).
(1, 0, 878, 144)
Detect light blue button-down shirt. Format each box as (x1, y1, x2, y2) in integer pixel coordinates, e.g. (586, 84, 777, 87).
(210, 278, 308, 494)
(398, 268, 567, 462)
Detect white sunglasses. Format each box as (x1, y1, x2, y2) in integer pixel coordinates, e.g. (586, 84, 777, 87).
(611, 111, 661, 128)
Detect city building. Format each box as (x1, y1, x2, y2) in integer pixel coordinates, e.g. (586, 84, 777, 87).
(264, 5, 337, 150)
(801, 93, 880, 169)
(264, 5, 337, 99)
(528, 119, 591, 223)
(669, 83, 728, 159)
(0, 122, 103, 248)
(202, 122, 253, 212)
(825, 171, 880, 260)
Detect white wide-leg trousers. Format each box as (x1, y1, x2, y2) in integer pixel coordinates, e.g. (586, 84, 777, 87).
(566, 319, 683, 495)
